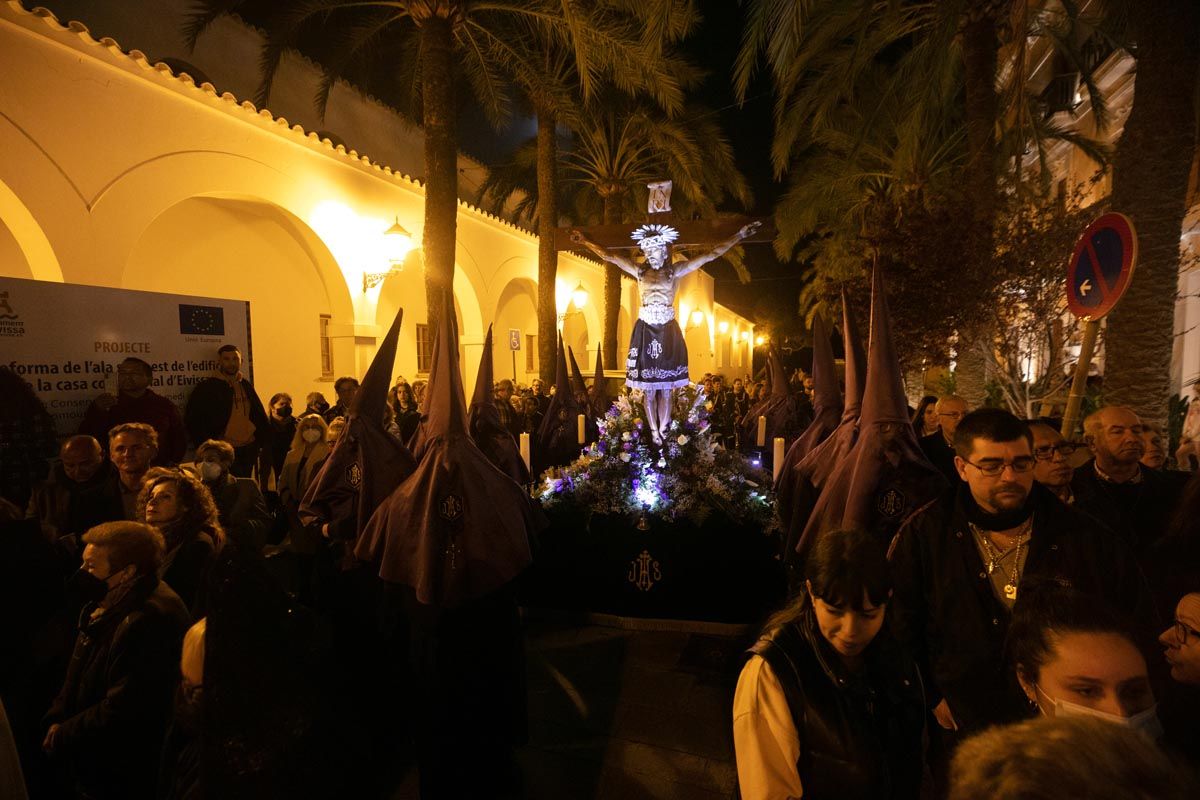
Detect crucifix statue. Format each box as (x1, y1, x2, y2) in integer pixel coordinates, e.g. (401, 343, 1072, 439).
(567, 182, 761, 445)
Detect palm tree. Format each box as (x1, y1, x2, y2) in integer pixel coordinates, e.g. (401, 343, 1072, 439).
(1101, 0, 1200, 426)
(479, 95, 752, 369)
(184, 1, 686, 334)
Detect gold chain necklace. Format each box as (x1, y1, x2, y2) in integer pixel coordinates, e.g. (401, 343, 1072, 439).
(973, 518, 1032, 601)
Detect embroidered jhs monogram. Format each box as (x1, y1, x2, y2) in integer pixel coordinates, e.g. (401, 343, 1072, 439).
(647, 339, 664, 359)
(346, 462, 362, 488)
(628, 549, 663, 592)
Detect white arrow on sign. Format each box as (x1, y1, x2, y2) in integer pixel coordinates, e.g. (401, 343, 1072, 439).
(1079, 279, 1092, 296)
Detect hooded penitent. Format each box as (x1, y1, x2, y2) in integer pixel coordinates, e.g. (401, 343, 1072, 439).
(567, 346, 598, 446)
(794, 266, 946, 562)
(567, 346, 587, 398)
(355, 299, 537, 608)
(300, 307, 415, 540)
(469, 325, 529, 484)
(777, 313, 842, 517)
(535, 335, 586, 474)
(739, 345, 810, 452)
(591, 345, 612, 418)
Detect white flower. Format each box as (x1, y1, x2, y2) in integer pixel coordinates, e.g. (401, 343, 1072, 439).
(676, 434, 689, 445)
(621, 431, 633, 442)
(657, 458, 667, 468)
(619, 452, 632, 463)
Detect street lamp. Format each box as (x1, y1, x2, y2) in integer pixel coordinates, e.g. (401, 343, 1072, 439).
(690, 309, 705, 328)
(755, 335, 766, 346)
(571, 281, 589, 309)
(741, 331, 751, 342)
(363, 216, 415, 291)
(718, 321, 729, 334)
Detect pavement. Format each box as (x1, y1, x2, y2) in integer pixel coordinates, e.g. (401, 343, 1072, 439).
(393, 616, 753, 799)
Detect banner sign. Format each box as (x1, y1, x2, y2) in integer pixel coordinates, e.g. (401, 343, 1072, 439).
(0, 277, 251, 438)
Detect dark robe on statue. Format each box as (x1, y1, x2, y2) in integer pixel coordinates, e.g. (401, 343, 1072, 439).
(797, 267, 946, 561)
(777, 313, 842, 518)
(356, 300, 541, 799)
(782, 290, 867, 584)
(591, 346, 612, 418)
(469, 326, 530, 484)
(535, 336, 586, 475)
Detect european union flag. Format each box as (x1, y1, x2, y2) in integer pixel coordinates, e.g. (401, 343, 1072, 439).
(179, 304, 225, 335)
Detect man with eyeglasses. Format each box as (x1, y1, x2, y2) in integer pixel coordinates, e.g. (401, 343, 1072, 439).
(889, 408, 1149, 764)
(919, 395, 968, 483)
(79, 357, 186, 465)
(1028, 420, 1077, 503)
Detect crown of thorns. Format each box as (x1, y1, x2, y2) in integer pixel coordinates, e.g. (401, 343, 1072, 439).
(631, 224, 679, 249)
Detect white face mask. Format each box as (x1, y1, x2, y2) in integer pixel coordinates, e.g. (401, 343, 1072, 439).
(198, 461, 224, 482)
(301, 428, 322, 444)
(1035, 684, 1162, 737)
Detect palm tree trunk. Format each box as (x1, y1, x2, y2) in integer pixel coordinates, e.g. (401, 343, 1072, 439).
(536, 108, 560, 384)
(1102, 0, 1200, 427)
(418, 14, 457, 332)
(601, 195, 621, 369)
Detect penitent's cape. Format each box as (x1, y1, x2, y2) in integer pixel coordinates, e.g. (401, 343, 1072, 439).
(535, 335, 586, 474)
(795, 266, 946, 561)
(777, 312, 843, 519)
(355, 300, 538, 608)
(739, 345, 810, 450)
(299, 307, 415, 540)
(468, 325, 529, 484)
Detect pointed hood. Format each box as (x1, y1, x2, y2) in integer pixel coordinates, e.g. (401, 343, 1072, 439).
(591, 346, 611, 417)
(536, 334, 586, 474)
(739, 345, 811, 453)
(300, 306, 416, 537)
(794, 265, 945, 562)
(777, 313, 843, 523)
(567, 346, 587, 397)
(469, 325, 529, 484)
(356, 300, 540, 608)
(841, 287, 867, 422)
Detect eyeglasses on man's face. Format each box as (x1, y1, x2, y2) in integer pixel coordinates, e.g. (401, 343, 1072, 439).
(1173, 620, 1200, 647)
(961, 456, 1036, 477)
(1033, 443, 1076, 461)
(939, 411, 965, 420)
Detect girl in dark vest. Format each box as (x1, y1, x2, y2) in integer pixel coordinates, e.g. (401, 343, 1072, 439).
(734, 529, 925, 799)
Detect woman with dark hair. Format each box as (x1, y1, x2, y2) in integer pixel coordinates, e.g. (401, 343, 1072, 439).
(733, 529, 925, 799)
(389, 380, 421, 443)
(138, 468, 224, 613)
(1009, 582, 1158, 734)
(0, 366, 58, 508)
(912, 395, 939, 438)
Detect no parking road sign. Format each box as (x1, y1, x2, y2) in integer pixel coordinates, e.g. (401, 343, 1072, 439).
(1066, 212, 1138, 320)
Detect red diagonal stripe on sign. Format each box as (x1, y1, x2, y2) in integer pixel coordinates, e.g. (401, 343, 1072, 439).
(1084, 237, 1112, 298)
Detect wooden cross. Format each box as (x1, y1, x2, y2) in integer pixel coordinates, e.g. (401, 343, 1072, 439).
(553, 180, 775, 252)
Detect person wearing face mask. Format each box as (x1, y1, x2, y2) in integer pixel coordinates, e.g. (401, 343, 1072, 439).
(263, 392, 297, 486)
(1158, 588, 1200, 767)
(183, 345, 271, 478)
(277, 416, 331, 587)
(889, 409, 1153, 784)
(42, 521, 190, 800)
(734, 530, 925, 800)
(193, 440, 271, 552)
(1009, 582, 1160, 736)
(139, 469, 224, 614)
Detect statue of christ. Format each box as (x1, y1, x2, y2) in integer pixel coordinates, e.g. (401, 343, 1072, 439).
(570, 221, 760, 445)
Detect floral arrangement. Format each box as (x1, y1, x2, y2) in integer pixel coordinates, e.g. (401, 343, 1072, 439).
(538, 384, 777, 529)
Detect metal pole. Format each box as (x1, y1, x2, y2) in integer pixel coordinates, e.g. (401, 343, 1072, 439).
(512, 350, 517, 381)
(1060, 318, 1100, 441)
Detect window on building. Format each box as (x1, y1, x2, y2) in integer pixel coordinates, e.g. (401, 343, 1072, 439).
(318, 314, 334, 379)
(526, 334, 537, 372)
(416, 323, 433, 373)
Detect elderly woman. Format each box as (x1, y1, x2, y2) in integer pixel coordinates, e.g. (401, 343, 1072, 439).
(139, 468, 223, 613)
(194, 439, 272, 552)
(734, 529, 924, 799)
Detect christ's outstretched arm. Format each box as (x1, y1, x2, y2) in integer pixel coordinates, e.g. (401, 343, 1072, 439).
(570, 231, 640, 279)
(674, 222, 762, 278)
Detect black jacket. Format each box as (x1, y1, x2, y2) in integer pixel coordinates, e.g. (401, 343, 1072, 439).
(183, 376, 270, 449)
(888, 483, 1152, 733)
(45, 575, 190, 800)
(749, 610, 925, 799)
(917, 431, 957, 483)
(1071, 460, 1181, 560)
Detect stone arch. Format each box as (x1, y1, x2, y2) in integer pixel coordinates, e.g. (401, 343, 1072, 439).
(492, 277, 539, 383)
(0, 176, 62, 281)
(123, 194, 352, 401)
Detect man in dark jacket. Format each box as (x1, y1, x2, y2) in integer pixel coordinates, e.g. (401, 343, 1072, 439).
(889, 409, 1151, 739)
(79, 358, 187, 465)
(42, 521, 190, 800)
(183, 345, 270, 477)
(25, 435, 124, 544)
(918, 395, 968, 483)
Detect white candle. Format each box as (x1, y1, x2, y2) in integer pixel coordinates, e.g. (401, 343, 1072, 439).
(577, 414, 586, 445)
(519, 433, 531, 473)
(773, 437, 785, 484)
(757, 415, 766, 447)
